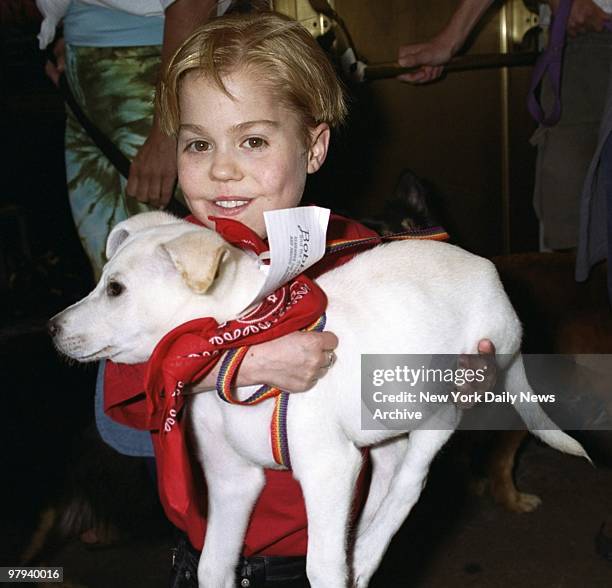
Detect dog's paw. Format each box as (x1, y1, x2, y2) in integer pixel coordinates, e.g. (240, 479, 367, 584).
(351, 544, 378, 588)
(494, 490, 543, 513)
(197, 574, 235, 588)
(352, 568, 373, 588)
(507, 492, 543, 513)
(489, 480, 543, 513)
(197, 562, 235, 588)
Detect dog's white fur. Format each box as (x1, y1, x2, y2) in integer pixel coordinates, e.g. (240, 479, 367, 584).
(51, 212, 588, 588)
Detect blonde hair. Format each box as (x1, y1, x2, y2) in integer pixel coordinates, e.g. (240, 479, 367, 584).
(157, 11, 347, 144)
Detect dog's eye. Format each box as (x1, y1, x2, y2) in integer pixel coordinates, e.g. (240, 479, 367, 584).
(106, 281, 124, 297)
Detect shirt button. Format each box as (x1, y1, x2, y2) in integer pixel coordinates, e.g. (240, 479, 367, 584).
(241, 579, 251, 587)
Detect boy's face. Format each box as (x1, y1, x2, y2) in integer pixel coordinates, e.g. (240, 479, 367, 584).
(177, 69, 329, 237)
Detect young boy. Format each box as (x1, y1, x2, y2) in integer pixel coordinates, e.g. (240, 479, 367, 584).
(104, 10, 494, 587)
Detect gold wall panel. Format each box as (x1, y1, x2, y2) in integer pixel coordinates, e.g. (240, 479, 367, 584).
(315, 0, 539, 256)
(273, 0, 335, 36)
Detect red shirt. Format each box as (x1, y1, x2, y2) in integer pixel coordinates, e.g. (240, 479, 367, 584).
(104, 213, 377, 554)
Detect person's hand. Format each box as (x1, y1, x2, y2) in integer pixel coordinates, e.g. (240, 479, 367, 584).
(240, 330, 339, 393)
(126, 122, 178, 208)
(44, 37, 65, 87)
(397, 34, 452, 83)
(549, 0, 610, 36)
(397, 0, 496, 82)
(454, 339, 497, 408)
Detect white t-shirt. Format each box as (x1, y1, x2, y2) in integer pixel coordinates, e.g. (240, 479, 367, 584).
(36, 0, 232, 49)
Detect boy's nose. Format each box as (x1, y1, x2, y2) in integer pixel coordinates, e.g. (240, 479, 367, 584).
(209, 151, 243, 182)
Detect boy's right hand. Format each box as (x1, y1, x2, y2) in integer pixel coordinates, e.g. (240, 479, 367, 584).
(240, 331, 339, 393)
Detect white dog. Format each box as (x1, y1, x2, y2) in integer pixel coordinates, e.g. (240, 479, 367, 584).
(50, 211, 588, 588)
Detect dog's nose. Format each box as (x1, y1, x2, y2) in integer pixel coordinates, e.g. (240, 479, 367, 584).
(47, 319, 61, 338)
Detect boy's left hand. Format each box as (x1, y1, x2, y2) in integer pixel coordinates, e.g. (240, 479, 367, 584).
(454, 339, 497, 408)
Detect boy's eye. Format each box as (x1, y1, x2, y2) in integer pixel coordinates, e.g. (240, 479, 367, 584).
(243, 137, 266, 149)
(188, 140, 210, 152)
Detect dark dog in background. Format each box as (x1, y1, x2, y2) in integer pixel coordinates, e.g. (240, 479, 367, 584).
(359, 170, 442, 236)
(491, 252, 612, 510)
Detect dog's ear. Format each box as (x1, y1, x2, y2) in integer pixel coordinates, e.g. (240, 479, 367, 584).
(106, 211, 182, 260)
(161, 231, 227, 294)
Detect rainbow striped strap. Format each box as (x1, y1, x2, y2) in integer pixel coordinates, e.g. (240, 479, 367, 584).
(326, 226, 449, 256)
(271, 393, 291, 468)
(303, 312, 327, 334)
(273, 312, 325, 468)
(215, 314, 327, 469)
(216, 346, 281, 405)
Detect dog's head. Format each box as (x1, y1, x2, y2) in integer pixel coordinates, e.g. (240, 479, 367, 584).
(49, 211, 237, 364)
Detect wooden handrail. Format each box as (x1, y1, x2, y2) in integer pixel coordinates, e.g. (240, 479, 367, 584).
(364, 52, 539, 81)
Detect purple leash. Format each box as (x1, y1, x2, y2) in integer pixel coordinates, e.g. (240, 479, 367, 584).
(527, 0, 612, 126)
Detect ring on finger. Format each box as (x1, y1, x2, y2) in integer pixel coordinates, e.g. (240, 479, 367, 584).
(326, 350, 336, 368)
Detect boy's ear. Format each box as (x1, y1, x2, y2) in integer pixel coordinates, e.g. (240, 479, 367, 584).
(307, 123, 330, 174)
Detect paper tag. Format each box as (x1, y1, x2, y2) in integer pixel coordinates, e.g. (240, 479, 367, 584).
(243, 206, 330, 308)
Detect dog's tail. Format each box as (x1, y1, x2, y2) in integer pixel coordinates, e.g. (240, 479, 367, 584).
(506, 355, 591, 461)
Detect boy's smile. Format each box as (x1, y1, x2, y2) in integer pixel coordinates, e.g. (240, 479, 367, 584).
(177, 70, 329, 237)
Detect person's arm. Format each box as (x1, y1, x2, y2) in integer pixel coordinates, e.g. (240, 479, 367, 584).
(192, 330, 340, 394)
(397, 0, 494, 83)
(126, 0, 217, 208)
(397, 0, 611, 84)
(44, 36, 66, 86)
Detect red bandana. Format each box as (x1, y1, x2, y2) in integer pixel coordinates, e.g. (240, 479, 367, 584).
(142, 217, 327, 532)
